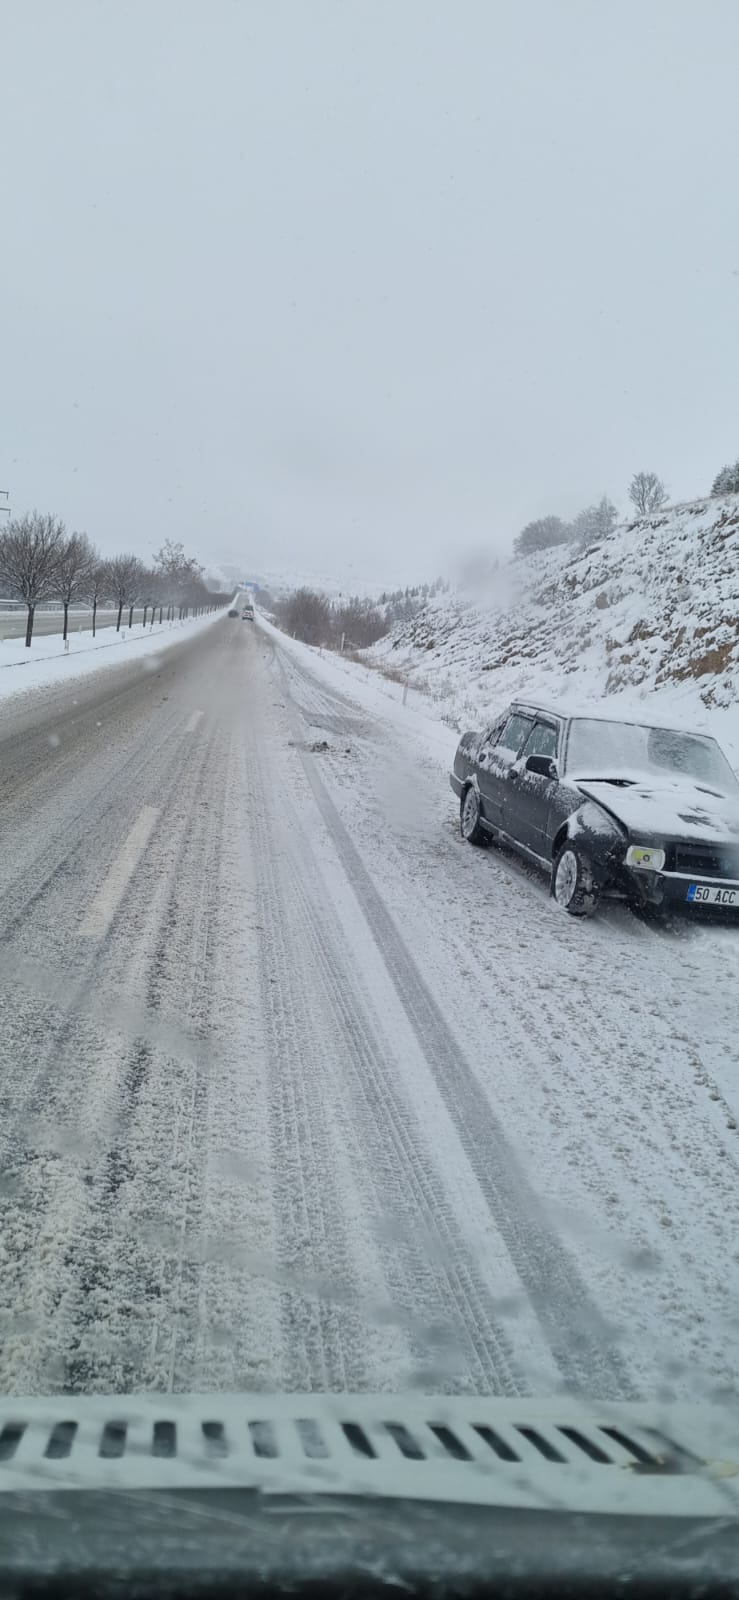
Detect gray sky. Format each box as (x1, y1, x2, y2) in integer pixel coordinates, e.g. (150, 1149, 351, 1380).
(2, 0, 739, 588)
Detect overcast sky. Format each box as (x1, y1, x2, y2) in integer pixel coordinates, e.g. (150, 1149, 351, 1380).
(2, 1, 738, 587)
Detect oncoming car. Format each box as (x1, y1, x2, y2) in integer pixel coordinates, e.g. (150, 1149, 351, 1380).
(450, 702, 739, 918)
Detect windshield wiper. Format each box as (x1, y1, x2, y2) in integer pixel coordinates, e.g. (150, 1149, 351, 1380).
(577, 777, 636, 787)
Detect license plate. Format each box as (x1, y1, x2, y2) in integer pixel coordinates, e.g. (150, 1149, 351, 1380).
(687, 883, 739, 907)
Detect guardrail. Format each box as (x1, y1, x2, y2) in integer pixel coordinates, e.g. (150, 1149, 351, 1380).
(0, 602, 122, 614)
(0, 605, 228, 669)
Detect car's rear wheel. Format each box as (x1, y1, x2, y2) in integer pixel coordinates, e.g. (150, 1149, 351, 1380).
(552, 842, 598, 916)
(460, 786, 487, 846)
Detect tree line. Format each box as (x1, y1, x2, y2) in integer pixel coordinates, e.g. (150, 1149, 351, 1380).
(0, 516, 226, 646)
(513, 471, 670, 558)
(272, 579, 448, 650)
(515, 453, 739, 560)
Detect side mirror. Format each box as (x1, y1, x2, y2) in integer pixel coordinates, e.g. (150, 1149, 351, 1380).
(525, 754, 558, 780)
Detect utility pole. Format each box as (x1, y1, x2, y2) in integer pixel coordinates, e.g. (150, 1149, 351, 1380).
(0, 491, 9, 516)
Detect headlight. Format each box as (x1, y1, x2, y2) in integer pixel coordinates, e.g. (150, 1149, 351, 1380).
(625, 844, 665, 871)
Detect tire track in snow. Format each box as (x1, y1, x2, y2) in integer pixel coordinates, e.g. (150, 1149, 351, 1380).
(272, 640, 637, 1401)
(0, 708, 227, 1393)
(245, 741, 372, 1392)
(56, 720, 230, 1394)
(275, 650, 367, 725)
(245, 680, 522, 1394)
(0, 695, 188, 945)
(0, 709, 195, 1141)
(289, 870, 522, 1394)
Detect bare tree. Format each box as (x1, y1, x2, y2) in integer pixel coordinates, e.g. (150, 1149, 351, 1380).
(275, 587, 333, 645)
(87, 557, 110, 638)
(153, 538, 187, 578)
(628, 471, 668, 514)
(334, 595, 386, 648)
(0, 511, 66, 646)
(108, 553, 145, 631)
(154, 539, 209, 617)
(51, 531, 97, 641)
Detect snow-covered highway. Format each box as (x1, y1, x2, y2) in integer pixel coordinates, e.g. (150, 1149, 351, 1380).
(0, 615, 737, 1402)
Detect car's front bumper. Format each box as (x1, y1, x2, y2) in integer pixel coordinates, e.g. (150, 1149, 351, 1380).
(450, 771, 464, 800)
(624, 866, 739, 915)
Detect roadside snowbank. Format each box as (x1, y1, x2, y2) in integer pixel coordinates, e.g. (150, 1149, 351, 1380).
(258, 613, 459, 771)
(0, 607, 231, 705)
(258, 614, 739, 781)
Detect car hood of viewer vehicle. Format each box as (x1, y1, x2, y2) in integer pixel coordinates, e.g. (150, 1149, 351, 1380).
(571, 773, 739, 842)
(3, 1396, 739, 1594)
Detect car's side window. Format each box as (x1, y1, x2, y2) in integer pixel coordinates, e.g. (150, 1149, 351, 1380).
(521, 721, 559, 761)
(496, 713, 534, 755)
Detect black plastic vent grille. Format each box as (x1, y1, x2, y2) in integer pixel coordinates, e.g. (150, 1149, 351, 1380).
(0, 1414, 677, 1470)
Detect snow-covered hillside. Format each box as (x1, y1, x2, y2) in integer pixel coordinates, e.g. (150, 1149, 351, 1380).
(369, 492, 739, 759)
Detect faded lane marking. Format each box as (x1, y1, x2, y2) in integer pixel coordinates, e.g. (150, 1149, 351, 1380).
(80, 806, 160, 938)
(185, 709, 204, 733)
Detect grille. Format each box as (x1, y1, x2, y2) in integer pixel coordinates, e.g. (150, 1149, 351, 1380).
(0, 1397, 734, 1517)
(0, 1413, 670, 1468)
(672, 844, 739, 879)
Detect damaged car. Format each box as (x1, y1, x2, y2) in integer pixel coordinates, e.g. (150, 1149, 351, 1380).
(450, 702, 739, 918)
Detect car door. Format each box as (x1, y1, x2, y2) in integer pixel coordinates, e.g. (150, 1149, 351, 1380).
(476, 711, 534, 828)
(503, 718, 561, 857)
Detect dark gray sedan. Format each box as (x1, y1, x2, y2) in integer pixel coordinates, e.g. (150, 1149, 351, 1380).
(450, 701, 739, 917)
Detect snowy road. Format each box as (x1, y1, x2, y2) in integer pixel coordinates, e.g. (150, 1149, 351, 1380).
(0, 617, 737, 1401)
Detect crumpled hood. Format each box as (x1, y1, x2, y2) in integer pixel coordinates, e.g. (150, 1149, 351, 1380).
(573, 773, 739, 841)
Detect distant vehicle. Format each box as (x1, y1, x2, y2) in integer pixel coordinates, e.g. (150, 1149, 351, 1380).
(450, 701, 739, 918)
(227, 607, 239, 618)
(242, 605, 254, 620)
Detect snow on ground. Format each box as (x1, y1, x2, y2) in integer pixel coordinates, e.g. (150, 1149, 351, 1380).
(359, 492, 739, 771)
(2, 603, 738, 1403)
(259, 614, 739, 1403)
(0, 620, 558, 1399)
(0, 604, 231, 705)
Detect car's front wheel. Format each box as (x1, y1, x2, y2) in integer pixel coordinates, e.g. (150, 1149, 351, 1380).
(552, 842, 598, 916)
(460, 786, 487, 846)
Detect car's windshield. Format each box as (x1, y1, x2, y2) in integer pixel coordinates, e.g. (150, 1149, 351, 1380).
(565, 718, 739, 793)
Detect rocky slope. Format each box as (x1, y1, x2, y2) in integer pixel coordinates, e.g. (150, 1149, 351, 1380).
(369, 492, 739, 753)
